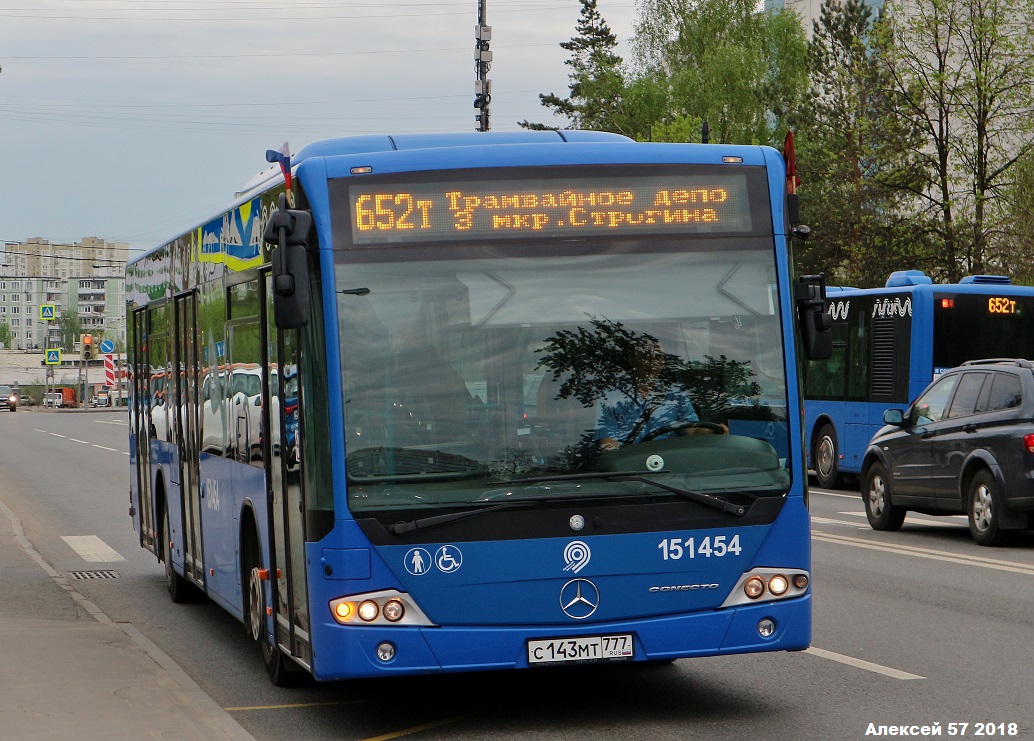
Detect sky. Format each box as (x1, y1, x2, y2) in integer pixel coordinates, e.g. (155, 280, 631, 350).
(0, 0, 640, 258)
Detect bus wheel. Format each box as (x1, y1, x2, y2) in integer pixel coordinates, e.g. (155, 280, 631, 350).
(814, 424, 843, 489)
(968, 470, 1006, 547)
(863, 462, 905, 531)
(162, 506, 192, 603)
(245, 545, 296, 686)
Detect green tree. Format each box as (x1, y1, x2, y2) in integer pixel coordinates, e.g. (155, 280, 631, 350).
(880, 0, 1034, 280)
(519, 0, 650, 135)
(794, 0, 927, 285)
(996, 149, 1034, 284)
(0, 323, 12, 349)
(631, 0, 809, 145)
(58, 310, 83, 353)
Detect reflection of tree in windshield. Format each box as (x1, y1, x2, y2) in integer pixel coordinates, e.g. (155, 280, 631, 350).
(536, 316, 765, 447)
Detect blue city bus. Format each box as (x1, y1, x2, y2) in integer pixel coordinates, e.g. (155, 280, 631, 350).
(804, 269, 1034, 488)
(127, 131, 828, 684)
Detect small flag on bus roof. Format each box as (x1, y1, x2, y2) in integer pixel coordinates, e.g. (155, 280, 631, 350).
(265, 142, 292, 192)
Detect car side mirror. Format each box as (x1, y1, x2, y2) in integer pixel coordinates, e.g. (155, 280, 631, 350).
(883, 408, 904, 426)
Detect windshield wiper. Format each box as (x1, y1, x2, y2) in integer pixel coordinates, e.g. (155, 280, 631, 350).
(387, 471, 754, 536)
(388, 500, 541, 536)
(490, 470, 753, 517)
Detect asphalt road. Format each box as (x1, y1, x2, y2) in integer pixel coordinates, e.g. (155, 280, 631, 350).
(1, 409, 1032, 740)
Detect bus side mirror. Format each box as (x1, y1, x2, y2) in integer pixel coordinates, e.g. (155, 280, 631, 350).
(264, 194, 312, 329)
(796, 274, 833, 361)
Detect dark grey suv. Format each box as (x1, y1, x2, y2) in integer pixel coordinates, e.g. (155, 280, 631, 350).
(861, 359, 1034, 546)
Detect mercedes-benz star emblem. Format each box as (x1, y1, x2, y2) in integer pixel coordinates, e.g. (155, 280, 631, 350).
(559, 578, 599, 620)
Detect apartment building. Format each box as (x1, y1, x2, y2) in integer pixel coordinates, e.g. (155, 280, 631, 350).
(0, 237, 127, 351)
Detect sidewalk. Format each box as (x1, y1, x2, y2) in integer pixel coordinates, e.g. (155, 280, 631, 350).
(0, 500, 258, 741)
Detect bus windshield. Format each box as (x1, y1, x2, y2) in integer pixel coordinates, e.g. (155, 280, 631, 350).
(336, 245, 790, 517)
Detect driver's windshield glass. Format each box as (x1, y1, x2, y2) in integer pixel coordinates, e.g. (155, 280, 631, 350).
(336, 245, 791, 515)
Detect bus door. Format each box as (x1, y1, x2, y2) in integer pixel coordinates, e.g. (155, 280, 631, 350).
(174, 292, 205, 586)
(131, 308, 155, 552)
(265, 273, 311, 667)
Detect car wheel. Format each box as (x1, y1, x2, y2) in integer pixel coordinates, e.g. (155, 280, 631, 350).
(968, 470, 1006, 547)
(814, 424, 843, 489)
(863, 461, 906, 531)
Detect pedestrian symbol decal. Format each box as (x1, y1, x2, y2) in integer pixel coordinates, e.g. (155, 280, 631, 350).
(405, 547, 432, 576)
(435, 545, 462, 573)
(40, 304, 56, 321)
(45, 349, 62, 365)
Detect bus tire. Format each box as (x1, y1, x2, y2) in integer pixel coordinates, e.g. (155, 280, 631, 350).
(968, 470, 1006, 547)
(863, 461, 905, 531)
(245, 537, 297, 686)
(162, 505, 193, 603)
(814, 424, 843, 489)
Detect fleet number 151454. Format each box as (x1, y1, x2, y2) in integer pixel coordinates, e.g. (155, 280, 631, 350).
(658, 535, 742, 560)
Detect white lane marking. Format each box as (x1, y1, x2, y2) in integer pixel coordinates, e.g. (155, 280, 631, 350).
(837, 510, 966, 527)
(811, 515, 869, 529)
(34, 427, 127, 455)
(813, 531, 1034, 576)
(806, 647, 925, 680)
(812, 490, 861, 499)
(61, 535, 126, 563)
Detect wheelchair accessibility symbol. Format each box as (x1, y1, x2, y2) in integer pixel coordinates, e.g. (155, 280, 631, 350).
(435, 545, 463, 574)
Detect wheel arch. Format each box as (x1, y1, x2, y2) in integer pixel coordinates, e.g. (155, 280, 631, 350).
(958, 451, 999, 510)
(809, 414, 837, 468)
(153, 470, 168, 561)
(960, 454, 1026, 529)
(238, 500, 264, 577)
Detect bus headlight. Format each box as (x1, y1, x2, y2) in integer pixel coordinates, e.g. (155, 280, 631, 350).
(744, 576, 765, 599)
(328, 589, 434, 627)
(358, 600, 379, 622)
(382, 599, 405, 622)
(722, 568, 810, 608)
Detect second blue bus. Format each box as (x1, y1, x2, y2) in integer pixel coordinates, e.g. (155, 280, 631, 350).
(804, 269, 1034, 487)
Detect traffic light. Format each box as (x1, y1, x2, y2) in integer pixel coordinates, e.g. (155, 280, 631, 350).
(81, 334, 96, 361)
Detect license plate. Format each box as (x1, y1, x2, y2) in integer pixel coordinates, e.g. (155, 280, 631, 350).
(527, 634, 635, 665)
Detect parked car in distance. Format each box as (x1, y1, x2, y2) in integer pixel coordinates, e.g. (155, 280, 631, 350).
(862, 358, 1034, 546)
(0, 384, 18, 411)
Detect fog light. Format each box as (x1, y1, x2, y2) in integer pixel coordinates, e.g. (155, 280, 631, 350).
(744, 576, 765, 599)
(793, 574, 809, 589)
(768, 574, 789, 596)
(758, 618, 776, 638)
(376, 641, 396, 662)
(383, 599, 405, 622)
(358, 600, 379, 622)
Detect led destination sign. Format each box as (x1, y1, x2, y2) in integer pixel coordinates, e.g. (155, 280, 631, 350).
(348, 172, 756, 245)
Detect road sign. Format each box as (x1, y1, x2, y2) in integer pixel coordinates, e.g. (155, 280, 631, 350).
(45, 349, 62, 365)
(40, 304, 56, 321)
(100, 339, 115, 354)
